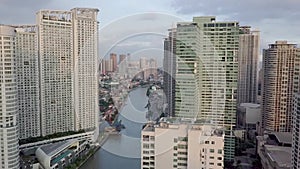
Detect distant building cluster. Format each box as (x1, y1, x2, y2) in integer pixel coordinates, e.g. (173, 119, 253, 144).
(99, 54, 158, 80)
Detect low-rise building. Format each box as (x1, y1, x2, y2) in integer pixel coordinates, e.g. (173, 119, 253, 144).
(237, 103, 261, 130)
(256, 132, 292, 169)
(141, 118, 225, 169)
(36, 139, 89, 169)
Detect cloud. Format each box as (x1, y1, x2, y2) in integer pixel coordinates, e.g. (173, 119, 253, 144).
(99, 12, 183, 58)
(0, 0, 54, 24)
(0, 0, 99, 24)
(171, 0, 300, 52)
(171, 0, 300, 22)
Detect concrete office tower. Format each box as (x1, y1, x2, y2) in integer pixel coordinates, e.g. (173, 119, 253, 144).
(72, 8, 99, 132)
(110, 53, 117, 72)
(237, 26, 260, 105)
(15, 26, 41, 139)
(141, 118, 225, 169)
(0, 25, 20, 169)
(193, 16, 239, 161)
(36, 8, 99, 137)
(163, 28, 176, 117)
(262, 41, 299, 132)
(174, 22, 201, 119)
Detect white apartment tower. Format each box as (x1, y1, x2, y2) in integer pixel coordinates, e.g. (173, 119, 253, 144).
(141, 118, 224, 169)
(0, 25, 19, 169)
(15, 25, 41, 139)
(36, 8, 99, 136)
(72, 8, 99, 131)
(37, 10, 75, 136)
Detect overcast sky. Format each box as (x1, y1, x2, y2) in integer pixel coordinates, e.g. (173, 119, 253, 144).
(1, 0, 299, 63)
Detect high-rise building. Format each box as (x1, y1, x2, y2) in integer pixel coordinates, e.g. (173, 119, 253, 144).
(15, 25, 41, 139)
(119, 54, 126, 64)
(237, 26, 260, 105)
(149, 58, 157, 78)
(141, 118, 224, 169)
(163, 28, 176, 117)
(36, 8, 99, 137)
(0, 25, 20, 169)
(292, 46, 300, 169)
(195, 16, 239, 161)
(118, 54, 127, 76)
(292, 93, 300, 169)
(174, 22, 201, 119)
(172, 16, 239, 161)
(72, 8, 99, 132)
(110, 53, 117, 72)
(262, 41, 299, 132)
(104, 59, 113, 73)
(140, 57, 147, 69)
(37, 10, 75, 136)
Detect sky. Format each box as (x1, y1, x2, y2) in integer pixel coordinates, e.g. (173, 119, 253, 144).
(1, 0, 299, 64)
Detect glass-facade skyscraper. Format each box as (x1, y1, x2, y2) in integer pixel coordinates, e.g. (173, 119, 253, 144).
(173, 16, 239, 161)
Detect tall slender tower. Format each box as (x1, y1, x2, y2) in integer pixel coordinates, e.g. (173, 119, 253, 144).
(36, 8, 99, 137)
(292, 44, 300, 169)
(174, 22, 201, 119)
(193, 16, 239, 161)
(15, 25, 41, 139)
(163, 28, 176, 117)
(172, 17, 239, 161)
(72, 8, 99, 132)
(0, 25, 19, 169)
(110, 53, 117, 72)
(292, 94, 300, 169)
(118, 54, 128, 76)
(237, 26, 260, 105)
(37, 10, 75, 136)
(262, 41, 298, 132)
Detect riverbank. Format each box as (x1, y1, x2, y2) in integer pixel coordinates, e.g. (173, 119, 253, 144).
(75, 132, 110, 169)
(79, 87, 149, 169)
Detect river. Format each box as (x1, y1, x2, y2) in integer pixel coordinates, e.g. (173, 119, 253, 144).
(80, 87, 148, 169)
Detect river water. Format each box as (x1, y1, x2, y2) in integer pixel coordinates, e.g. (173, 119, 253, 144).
(80, 87, 148, 169)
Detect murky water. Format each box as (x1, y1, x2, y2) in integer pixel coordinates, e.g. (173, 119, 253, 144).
(80, 87, 148, 169)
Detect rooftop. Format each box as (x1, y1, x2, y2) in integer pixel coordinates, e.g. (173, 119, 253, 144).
(272, 132, 292, 145)
(265, 145, 292, 168)
(240, 103, 260, 108)
(40, 139, 75, 157)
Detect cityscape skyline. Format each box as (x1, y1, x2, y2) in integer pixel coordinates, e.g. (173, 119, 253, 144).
(1, 1, 300, 169)
(1, 0, 299, 59)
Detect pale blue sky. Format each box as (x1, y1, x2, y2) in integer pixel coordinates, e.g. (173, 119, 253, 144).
(1, 0, 299, 64)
